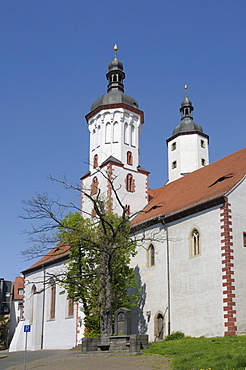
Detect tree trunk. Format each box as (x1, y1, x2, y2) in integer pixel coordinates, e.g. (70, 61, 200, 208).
(99, 248, 113, 337)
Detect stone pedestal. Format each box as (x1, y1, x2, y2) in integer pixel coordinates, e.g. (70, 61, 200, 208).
(82, 335, 148, 354)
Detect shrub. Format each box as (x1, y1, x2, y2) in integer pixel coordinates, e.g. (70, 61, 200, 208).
(165, 331, 185, 341)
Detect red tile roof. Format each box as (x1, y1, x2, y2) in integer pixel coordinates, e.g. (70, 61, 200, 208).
(132, 147, 246, 227)
(13, 277, 24, 300)
(22, 243, 70, 275)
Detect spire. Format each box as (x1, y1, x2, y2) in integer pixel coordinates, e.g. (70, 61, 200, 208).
(106, 44, 125, 93)
(172, 85, 203, 135)
(180, 85, 194, 120)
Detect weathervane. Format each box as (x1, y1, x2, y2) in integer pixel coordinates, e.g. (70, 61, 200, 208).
(114, 44, 118, 58)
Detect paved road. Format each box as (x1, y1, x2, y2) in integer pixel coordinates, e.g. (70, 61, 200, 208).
(0, 350, 171, 370)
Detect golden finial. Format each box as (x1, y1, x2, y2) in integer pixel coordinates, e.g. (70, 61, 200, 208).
(184, 84, 188, 90)
(114, 44, 118, 57)
(184, 84, 188, 96)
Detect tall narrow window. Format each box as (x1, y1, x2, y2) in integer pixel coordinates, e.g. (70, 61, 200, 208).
(113, 122, 119, 143)
(50, 280, 56, 320)
(30, 285, 36, 323)
(201, 139, 205, 148)
(191, 229, 200, 257)
(201, 158, 206, 166)
(243, 232, 246, 247)
(67, 299, 74, 317)
(131, 125, 136, 146)
(93, 154, 98, 168)
(125, 204, 130, 214)
(172, 161, 177, 169)
(91, 176, 99, 196)
(124, 123, 129, 144)
(105, 122, 111, 143)
(148, 244, 155, 267)
(171, 142, 176, 151)
(126, 174, 134, 192)
(127, 151, 133, 165)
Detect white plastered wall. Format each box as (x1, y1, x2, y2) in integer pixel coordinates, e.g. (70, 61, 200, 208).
(131, 205, 224, 341)
(9, 261, 84, 351)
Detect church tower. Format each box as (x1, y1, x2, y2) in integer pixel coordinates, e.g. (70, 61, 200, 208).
(166, 87, 209, 183)
(81, 46, 149, 216)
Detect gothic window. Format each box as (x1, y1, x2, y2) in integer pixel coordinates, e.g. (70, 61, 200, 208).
(131, 125, 136, 146)
(126, 174, 134, 192)
(50, 279, 56, 320)
(90, 176, 99, 196)
(113, 121, 119, 143)
(147, 244, 155, 267)
(67, 299, 74, 317)
(105, 122, 111, 143)
(93, 154, 98, 168)
(127, 151, 133, 165)
(190, 228, 201, 257)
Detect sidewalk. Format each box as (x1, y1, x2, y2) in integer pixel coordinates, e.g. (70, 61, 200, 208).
(0, 350, 171, 370)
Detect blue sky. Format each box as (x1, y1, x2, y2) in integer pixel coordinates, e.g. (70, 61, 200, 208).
(1, 0, 245, 281)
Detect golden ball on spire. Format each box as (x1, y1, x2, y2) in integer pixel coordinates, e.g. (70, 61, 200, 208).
(184, 84, 188, 90)
(114, 44, 118, 52)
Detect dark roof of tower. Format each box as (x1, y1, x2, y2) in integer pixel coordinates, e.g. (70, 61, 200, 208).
(90, 46, 139, 112)
(172, 91, 203, 136)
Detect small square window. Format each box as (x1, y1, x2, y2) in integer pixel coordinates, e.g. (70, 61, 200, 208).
(18, 289, 23, 295)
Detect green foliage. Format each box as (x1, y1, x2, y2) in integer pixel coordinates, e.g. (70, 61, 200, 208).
(0, 315, 10, 346)
(164, 331, 185, 341)
(144, 335, 246, 370)
(58, 211, 138, 336)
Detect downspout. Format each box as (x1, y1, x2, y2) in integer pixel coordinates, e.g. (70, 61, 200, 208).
(40, 265, 46, 349)
(159, 218, 171, 335)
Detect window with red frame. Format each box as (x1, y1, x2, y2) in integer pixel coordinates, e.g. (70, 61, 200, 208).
(91, 176, 99, 195)
(125, 204, 130, 214)
(127, 151, 133, 165)
(93, 154, 98, 168)
(126, 174, 134, 192)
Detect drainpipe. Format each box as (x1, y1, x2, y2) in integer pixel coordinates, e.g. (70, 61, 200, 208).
(40, 265, 46, 349)
(159, 218, 171, 335)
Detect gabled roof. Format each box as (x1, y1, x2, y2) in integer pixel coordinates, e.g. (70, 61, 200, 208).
(132, 147, 246, 227)
(22, 243, 70, 275)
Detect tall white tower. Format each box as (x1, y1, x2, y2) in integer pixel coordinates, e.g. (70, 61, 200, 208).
(81, 46, 149, 216)
(167, 87, 209, 183)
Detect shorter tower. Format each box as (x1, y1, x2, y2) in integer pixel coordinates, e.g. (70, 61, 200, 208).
(81, 46, 149, 217)
(166, 87, 209, 183)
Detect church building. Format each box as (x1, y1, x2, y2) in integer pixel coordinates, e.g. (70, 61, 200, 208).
(10, 46, 246, 350)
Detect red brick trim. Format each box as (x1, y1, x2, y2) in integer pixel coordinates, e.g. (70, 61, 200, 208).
(76, 303, 81, 345)
(220, 197, 237, 336)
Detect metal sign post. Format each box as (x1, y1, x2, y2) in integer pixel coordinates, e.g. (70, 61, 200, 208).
(24, 325, 31, 370)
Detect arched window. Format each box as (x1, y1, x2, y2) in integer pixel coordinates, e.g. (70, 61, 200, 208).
(127, 151, 133, 165)
(113, 121, 119, 143)
(93, 154, 98, 168)
(147, 244, 155, 267)
(50, 279, 56, 320)
(131, 125, 136, 146)
(30, 285, 36, 323)
(190, 228, 201, 257)
(105, 122, 111, 143)
(124, 123, 129, 144)
(126, 174, 134, 192)
(91, 176, 99, 196)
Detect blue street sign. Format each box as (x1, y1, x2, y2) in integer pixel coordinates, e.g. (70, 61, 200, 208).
(24, 325, 31, 332)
